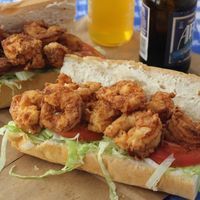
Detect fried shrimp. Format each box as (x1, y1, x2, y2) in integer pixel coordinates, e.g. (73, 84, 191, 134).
(2, 33, 45, 70)
(10, 90, 43, 134)
(96, 80, 146, 113)
(105, 110, 162, 157)
(40, 83, 82, 133)
(57, 73, 101, 102)
(77, 82, 102, 102)
(56, 73, 73, 85)
(56, 73, 79, 91)
(23, 21, 64, 45)
(166, 108, 200, 148)
(58, 33, 103, 57)
(148, 92, 175, 122)
(43, 42, 70, 68)
(87, 100, 120, 133)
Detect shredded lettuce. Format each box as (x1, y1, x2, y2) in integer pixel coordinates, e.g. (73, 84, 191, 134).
(15, 71, 35, 81)
(5, 121, 22, 133)
(0, 126, 7, 136)
(97, 141, 118, 200)
(0, 130, 8, 172)
(27, 129, 54, 145)
(0, 69, 59, 91)
(184, 167, 200, 192)
(182, 166, 200, 176)
(145, 154, 175, 191)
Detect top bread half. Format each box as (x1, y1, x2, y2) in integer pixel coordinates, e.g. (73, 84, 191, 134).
(61, 55, 200, 121)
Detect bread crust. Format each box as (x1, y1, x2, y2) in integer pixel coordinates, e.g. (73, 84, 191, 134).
(0, 71, 58, 109)
(8, 131, 200, 200)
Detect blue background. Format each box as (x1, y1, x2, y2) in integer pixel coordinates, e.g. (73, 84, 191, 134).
(0, 0, 200, 199)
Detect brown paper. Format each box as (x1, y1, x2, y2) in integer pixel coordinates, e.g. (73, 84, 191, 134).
(0, 1, 199, 200)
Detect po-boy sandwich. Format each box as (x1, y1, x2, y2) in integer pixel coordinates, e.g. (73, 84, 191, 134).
(0, 0, 102, 109)
(1, 55, 200, 200)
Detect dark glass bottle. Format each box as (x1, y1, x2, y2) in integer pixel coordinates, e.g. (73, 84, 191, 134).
(139, 0, 197, 72)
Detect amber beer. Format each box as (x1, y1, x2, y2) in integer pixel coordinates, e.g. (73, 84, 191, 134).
(139, 0, 197, 72)
(88, 0, 134, 47)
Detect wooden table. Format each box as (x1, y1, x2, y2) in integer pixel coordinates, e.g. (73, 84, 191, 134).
(0, 18, 199, 200)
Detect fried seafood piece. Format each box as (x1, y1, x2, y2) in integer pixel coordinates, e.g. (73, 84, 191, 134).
(56, 73, 74, 85)
(96, 80, 146, 113)
(58, 33, 103, 57)
(77, 82, 102, 102)
(56, 73, 79, 90)
(57, 73, 102, 102)
(44, 42, 70, 68)
(166, 108, 200, 148)
(2, 33, 45, 70)
(10, 90, 43, 134)
(148, 92, 175, 122)
(105, 110, 162, 158)
(40, 83, 82, 133)
(86, 100, 120, 133)
(23, 21, 65, 45)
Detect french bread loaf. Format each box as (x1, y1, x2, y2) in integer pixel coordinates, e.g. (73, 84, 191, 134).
(7, 55, 200, 199)
(8, 130, 200, 200)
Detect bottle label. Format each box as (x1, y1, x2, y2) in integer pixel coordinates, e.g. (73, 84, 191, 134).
(139, 2, 150, 61)
(165, 10, 196, 65)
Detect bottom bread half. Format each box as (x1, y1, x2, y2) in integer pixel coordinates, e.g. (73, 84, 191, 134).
(8, 132, 200, 200)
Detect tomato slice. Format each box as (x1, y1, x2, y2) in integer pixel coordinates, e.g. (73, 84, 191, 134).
(59, 124, 103, 142)
(150, 141, 200, 167)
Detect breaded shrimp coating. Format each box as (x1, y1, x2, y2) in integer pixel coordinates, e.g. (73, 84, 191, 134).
(57, 73, 101, 102)
(2, 33, 45, 70)
(87, 100, 120, 133)
(58, 33, 103, 57)
(148, 92, 175, 122)
(23, 21, 64, 45)
(40, 83, 82, 133)
(96, 80, 146, 113)
(56, 73, 73, 85)
(44, 42, 70, 68)
(166, 107, 200, 149)
(105, 110, 162, 158)
(10, 90, 43, 134)
(77, 82, 102, 102)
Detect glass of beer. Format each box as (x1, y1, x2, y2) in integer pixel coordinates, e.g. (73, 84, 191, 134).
(88, 0, 134, 47)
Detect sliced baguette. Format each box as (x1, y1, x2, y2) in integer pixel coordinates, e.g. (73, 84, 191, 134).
(7, 55, 200, 199)
(8, 131, 200, 200)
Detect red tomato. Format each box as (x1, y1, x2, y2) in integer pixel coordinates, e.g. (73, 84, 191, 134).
(150, 141, 200, 167)
(59, 124, 103, 142)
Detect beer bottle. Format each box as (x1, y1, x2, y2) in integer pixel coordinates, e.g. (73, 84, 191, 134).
(139, 0, 197, 72)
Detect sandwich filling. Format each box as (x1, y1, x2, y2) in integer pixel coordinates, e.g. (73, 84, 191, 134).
(1, 73, 200, 199)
